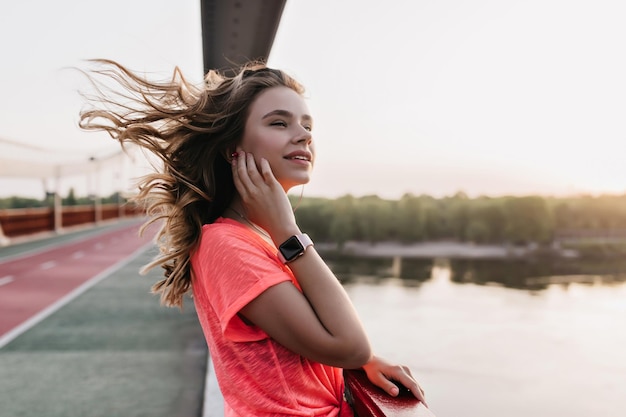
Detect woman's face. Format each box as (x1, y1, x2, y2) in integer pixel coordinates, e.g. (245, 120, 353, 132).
(239, 86, 314, 191)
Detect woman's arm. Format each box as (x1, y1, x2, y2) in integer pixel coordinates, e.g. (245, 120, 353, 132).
(234, 152, 372, 369)
(232, 152, 428, 406)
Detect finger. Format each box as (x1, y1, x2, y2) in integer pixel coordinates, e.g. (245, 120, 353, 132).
(387, 372, 428, 406)
(245, 151, 264, 184)
(365, 369, 407, 398)
(399, 377, 427, 404)
(259, 158, 277, 184)
(231, 151, 247, 196)
(411, 384, 427, 407)
(235, 151, 255, 192)
(404, 379, 428, 407)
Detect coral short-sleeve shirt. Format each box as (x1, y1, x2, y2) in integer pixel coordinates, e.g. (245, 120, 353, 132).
(191, 217, 352, 416)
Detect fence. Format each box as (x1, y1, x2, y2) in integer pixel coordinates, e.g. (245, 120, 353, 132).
(0, 203, 143, 241)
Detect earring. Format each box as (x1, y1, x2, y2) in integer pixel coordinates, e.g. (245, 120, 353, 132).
(225, 151, 238, 163)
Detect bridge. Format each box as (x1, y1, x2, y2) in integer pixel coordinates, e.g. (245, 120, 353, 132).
(0, 2, 432, 416)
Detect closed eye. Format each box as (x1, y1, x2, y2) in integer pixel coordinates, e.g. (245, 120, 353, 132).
(270, 120, 287, 127)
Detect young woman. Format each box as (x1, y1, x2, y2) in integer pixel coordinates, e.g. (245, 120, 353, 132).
(80, 60, 426, 416)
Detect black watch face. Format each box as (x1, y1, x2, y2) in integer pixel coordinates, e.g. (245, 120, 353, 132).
(280, 236, 304, 261)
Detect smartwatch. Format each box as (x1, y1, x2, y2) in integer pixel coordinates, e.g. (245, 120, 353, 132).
(277, 233, 314, 264)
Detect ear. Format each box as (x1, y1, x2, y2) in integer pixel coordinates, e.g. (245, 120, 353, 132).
(221, 147, 234, 163)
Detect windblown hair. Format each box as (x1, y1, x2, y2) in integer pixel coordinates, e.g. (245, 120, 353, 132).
(79, 59, 305, 307)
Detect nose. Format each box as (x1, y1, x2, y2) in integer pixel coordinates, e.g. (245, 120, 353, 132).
(294, 125, 312, 145)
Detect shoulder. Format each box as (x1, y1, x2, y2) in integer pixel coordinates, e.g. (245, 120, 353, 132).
(199, 218, 251, 247)
(192, 218, 290, 296)
(194, 217, 276, 265)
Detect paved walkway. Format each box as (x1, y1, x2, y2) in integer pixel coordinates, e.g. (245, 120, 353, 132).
(0, 222, 208, 417)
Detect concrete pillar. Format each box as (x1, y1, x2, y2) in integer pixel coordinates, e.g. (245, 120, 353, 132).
(0, 222, 9, 246)
(90, 157, 102, 224)
(53, 168, 62, 233)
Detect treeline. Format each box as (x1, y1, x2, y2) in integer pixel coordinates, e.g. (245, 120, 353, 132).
(3, 190, 626, 245)
(291, 192, 626, 245)
(0, 189, 125, 209)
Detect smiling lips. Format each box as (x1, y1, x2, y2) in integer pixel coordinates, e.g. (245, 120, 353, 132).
(284, 151, 312, 163)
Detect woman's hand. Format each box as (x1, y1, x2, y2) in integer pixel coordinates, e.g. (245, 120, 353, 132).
(362, 355, 428, 406)
(231, 151, 299, 241)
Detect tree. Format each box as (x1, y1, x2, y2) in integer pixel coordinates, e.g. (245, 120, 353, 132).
(397, 193, 425, 242)
(503, 196, 553, 244)
(356, 195, 390, 243)
(329, 195, 358, 249)
(447, 193, 470, 240)
(294, 198, 333, 242)
(468, 198, 506, 242)
(64, 188, 78, 206)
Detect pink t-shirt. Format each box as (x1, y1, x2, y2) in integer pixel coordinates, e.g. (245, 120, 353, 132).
(191, 217, 353, 416)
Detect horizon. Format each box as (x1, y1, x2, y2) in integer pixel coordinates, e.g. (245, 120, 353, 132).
(2, 178, 625, 203)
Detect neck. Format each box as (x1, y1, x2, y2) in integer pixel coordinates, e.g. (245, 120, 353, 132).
(225, 200, 272, 242)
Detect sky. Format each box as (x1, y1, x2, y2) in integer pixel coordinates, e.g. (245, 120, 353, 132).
(1, 0, 625, 200)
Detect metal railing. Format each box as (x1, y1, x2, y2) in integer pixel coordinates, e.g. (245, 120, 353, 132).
(344, 369, 435, 417)
(0, 203, 143, 242)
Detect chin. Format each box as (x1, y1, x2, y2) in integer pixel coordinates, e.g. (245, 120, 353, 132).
(280, 176, 311, 191)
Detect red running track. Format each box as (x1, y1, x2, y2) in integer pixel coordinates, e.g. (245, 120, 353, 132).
(0, 222, 155, 343)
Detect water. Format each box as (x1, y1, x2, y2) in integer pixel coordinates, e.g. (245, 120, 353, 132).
(330, 256, 626, 417)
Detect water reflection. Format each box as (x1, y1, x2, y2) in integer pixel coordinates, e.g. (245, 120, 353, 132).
(450, 258, 626, 290)
(337, 255, 626, 417)
(323, 252, 626, 291)
(323, 254, 432, 285)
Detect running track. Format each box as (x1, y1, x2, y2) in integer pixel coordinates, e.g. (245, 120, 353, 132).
(0, 221, 156, 346)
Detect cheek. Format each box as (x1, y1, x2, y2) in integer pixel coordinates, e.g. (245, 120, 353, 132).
(241, 135, 281, 166)
(251, 140, 275, 159)
(240, 129, 265, 153)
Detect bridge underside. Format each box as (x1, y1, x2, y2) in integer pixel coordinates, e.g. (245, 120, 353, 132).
(200, 0, 287, 74)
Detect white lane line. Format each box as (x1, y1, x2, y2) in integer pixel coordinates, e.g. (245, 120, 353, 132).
(0, 276, 15, 287)
(40, 261, 56, 270)
(0, 241, 154, 349)
(72, 251, 85, 259)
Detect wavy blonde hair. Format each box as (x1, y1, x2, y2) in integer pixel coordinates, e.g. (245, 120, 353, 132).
(79, 59, 305, 307)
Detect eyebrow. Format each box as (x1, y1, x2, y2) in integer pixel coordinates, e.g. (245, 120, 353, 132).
(262, 109, 313, 123)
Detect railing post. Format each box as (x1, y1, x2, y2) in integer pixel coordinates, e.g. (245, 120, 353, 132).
(89, 156, 102, 225)
(118, 194, 125, 219)
(94, 196, 102, 224)
(52, 168, 63, 234)
(0, 221, 9, 246)
(54, 191, 62, 234)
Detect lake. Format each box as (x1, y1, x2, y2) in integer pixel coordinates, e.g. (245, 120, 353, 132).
(327, 255, 626, 417)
